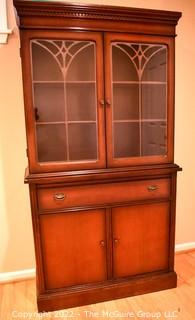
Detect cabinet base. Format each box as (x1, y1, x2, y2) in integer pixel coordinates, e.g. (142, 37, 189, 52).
(37, 271, 177, 312)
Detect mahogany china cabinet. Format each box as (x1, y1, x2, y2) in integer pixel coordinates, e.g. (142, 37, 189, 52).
(14, 0, 182, 312)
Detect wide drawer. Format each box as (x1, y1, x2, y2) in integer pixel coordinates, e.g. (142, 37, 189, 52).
(37, 178, 171, 211)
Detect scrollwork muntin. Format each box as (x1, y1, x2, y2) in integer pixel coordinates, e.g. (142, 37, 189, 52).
(113, 43, 166, 80)
(32, 39, 94, 80)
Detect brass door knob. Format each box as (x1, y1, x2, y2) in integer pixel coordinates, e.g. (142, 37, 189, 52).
(99, 99, 105, 106)
(100, 240, 105, 247)
(114, 238, 119, 245)
(106, 99, 111, 106)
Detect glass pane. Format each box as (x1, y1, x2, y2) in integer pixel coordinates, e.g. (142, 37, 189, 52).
(113, 84, 139, 120)
(36, 124, 66, 162)
(68, 123, 97, 161)
(114, 123, 140, 158)
(142, 84, 166, 119)
(112, 45, 138, 81)
(67, 83, 96, 121)
(141, 121, 166, 156)
(31, 39, 98, 164)
(67, 44, 95, 81)
(34, 83, 65, 122)
(142, 48, 167, 81)
(31, 42, 63, 81)
(111, 42, 167, 160)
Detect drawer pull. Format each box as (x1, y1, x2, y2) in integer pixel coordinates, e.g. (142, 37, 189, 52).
(147, 185, 159, 192)
(54, 193, 66, 201)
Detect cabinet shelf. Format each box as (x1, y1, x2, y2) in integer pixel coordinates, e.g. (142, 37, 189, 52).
(113, 81, 166, 85)
(36, 120, 97, 125)
(113, 119, 166, 123)
(33, 80, 96, 84)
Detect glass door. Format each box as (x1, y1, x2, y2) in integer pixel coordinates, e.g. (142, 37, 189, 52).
(28, 31, 105, 172)
(104, 33, 174, 167)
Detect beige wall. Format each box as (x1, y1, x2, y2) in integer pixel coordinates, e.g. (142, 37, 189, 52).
(0, 0, 194, 273)
(0, 0, 35, 272)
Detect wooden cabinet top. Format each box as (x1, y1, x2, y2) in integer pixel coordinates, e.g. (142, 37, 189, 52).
(14, 1, 181, 36)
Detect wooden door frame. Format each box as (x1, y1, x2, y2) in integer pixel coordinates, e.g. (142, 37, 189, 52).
(20, 30, 106, 173)
(104, 33, 174, 168)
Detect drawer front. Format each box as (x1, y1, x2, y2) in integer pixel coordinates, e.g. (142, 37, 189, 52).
(38, 178, 170, 211)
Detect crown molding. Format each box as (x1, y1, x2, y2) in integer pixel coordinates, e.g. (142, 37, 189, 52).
(13, 0, 181, 26)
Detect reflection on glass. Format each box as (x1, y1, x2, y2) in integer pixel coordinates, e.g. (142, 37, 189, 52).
(31, 40, 98, 163)
(112, 42, 167, 159)
(34, 83, 65, 122)
(113, 84, 139, 120)
(114, 123, 140, 158)
(141, 84, 166, 119)
(68, 123, 97, 160)
(67, 83, 96, 121)
(141, 121, 166, 156)
(36, 124, 66, 162)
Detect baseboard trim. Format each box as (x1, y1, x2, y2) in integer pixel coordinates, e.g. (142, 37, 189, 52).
(0, 242, 195, 283)
(0, 268, 35, 283)
(175, 242, 195, 254)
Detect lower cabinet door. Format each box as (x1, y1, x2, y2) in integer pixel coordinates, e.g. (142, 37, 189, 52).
(112, 202, 170, 278)
(39, 209, 107, 289)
